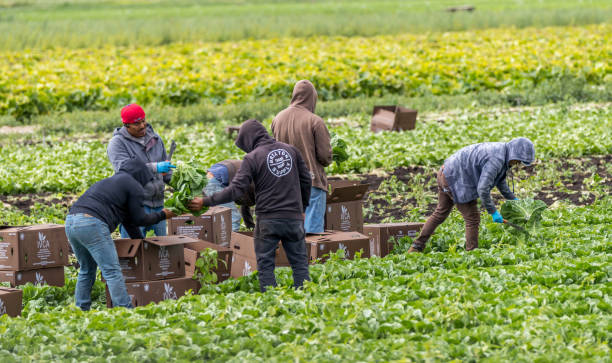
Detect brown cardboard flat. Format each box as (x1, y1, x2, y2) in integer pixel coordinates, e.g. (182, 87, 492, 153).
(363, 222, 425, 257)
(113, 235, 198, 282)
(0, 266, 65, 287)
(167, 206, 232, 246)
(0, 224, 69, 271)
(230, 253, 258, 278)
(184, 241, 232, 282)
(371, 105, 418, 133)
(327, 180, 369, 204)
(0, 287, 22, 317)
(306, 231, 370, 262)
(106, 277, 200, 308)
(230, 231, 291, 267)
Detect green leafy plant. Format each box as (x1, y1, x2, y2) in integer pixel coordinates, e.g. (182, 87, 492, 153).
(330, 131, 349, 165)
(165, 160, 208, 216)
(501, 198, 548, 235)
(193, 248, 226, 288)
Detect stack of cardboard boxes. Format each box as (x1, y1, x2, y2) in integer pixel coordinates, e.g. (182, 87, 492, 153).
(0, 225, 70, 287)
(107, 235, 200, 307)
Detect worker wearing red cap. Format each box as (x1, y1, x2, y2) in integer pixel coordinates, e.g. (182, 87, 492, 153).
(107, 104, 175, 237)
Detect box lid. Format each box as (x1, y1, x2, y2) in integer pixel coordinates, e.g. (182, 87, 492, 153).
(185, 240, 232, 253)
(306, 231, 368, 243)
(327, 180, 369, 203)
(144, 235, 200, 247)
(0, 287, 21, 294)
(114, 239, 142, 258)
(364, 222, 424, 229)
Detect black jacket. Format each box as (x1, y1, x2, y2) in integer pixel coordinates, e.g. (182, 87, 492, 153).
(69, 159, 166, 238)
(217, 159, 256, 229)
(206, 119, 311, 221)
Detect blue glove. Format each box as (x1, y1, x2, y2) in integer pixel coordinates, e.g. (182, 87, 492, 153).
(156, 161, 176, 173)
(513, 197, 519, 201)
(491, 210, 504, 223)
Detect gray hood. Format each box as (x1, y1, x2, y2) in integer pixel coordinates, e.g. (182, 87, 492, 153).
(507, 137, 535, 166)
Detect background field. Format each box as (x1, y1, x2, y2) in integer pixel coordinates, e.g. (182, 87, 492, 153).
(0, 0, 611, 361)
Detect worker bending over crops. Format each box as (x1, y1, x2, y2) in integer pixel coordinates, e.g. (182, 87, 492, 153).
(107, 103, 175, 237)
(272, 80, 332, 233)
(188, 119, 312, 292)
(409, 137, 535, 252)
(65, 159, 175, 310)
(206, 159, 255, 234)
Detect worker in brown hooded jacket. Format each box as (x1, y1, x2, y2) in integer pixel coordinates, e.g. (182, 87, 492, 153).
(271, 80, 332, 233)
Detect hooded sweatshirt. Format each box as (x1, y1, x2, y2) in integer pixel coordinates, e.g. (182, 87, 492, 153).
(69, 159, 167, 239)
(206, 119, 312, 221)
(271, 80, 332, 191)
(443, 137, 535, 214)
(107, 124, 170, 208)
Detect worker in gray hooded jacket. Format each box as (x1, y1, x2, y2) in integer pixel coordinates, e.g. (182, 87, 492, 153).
(107, 104, 175, 237)
(409, 137, 535, 252)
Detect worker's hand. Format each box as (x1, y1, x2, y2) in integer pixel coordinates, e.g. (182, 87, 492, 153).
(491, 210, 504, 223)
(188, 197, 206, 211)
(156, 161, 176, 173)
(162, 208, 176, 219)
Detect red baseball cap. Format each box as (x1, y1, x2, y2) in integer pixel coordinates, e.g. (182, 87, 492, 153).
(121, 104, 145, 124)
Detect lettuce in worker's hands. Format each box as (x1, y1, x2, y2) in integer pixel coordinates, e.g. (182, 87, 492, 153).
(501, 198, 547, 235)
(330, 131, 349, 165)
(165, 160, 209, 216)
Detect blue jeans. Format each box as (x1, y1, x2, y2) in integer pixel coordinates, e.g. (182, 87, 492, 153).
(304, 187, 326, 233)
(120, 205, 167, 238)
(254, 218, 310, 292)
(65, 213, 133, 310)
(205, 176, 241, 231)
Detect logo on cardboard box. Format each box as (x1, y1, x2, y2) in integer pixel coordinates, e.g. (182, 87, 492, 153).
(163, 283, 178, 300)
(338, 243, 349, 258)
(340, 205, 351, 231)
(35, 272, 46, 285)
(0, 299, 6, 316)
(220, 215, 227, 243)
(37, 232, 50, 249)
(243, 260, 252, 275)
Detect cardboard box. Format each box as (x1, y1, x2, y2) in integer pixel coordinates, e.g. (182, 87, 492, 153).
(0, 266, 65, 287)
(325, 180, 369, 233)
(371, 105, 417, 133)
(363, 222, 425, 257)
(0, 224, 69, 271)
(0, 287, 22, 317)
(106, 277, 200, 308)
(230, 231, 291, 267)
(306, 231, 370, 262)
(114, 235, 198, 282)
(184, 241, 232, 282)
(167, 207, 232, 247)
(230, 253, 258, 278)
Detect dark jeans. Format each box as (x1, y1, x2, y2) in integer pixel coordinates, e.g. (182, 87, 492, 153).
(254, 218, 311, 292)
(413, 168, 480, 251)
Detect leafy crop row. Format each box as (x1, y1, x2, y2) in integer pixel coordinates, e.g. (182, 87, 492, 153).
(1, 25, 609, 118)
(1, 197, 609, 361)
(1, 104, 609, 195)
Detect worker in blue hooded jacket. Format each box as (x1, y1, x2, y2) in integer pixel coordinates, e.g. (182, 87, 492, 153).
(409, 137, 535, 252)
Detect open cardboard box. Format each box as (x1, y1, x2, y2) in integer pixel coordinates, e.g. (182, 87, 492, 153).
(371, 105, 417, 133)
(168, 206, 232, 247)
(325, 180, 370, 233)
(184, 240, 232, 282)
(363, 222, 425, 257)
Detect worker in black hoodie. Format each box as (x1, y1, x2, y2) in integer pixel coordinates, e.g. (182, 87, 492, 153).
(65, 159, 175, 310)
(188, 119, 312, 292)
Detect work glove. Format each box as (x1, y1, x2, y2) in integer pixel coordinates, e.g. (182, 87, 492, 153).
(156, 161, 176, 173)
(491, 210, 504, 223)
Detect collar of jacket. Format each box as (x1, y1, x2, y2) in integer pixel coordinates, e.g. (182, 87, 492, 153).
(115, 124, 158, 150)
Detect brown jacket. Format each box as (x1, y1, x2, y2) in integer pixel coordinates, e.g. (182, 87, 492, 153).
(271, 80, 332, 191)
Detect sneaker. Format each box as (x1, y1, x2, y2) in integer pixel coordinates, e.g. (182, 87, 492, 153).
(408, 246, 423, 253)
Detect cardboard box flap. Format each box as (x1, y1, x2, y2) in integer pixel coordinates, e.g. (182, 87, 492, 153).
(185, 240, 232, 253)
(144, 235, 199, 247)
(230, 231, 254, 253)
(327, 180, 370, 203)
(0, 287, 21, 294)
(306, 231, 366, 243)
(114, 239, 142, 258)
(7, 224, 63, 231)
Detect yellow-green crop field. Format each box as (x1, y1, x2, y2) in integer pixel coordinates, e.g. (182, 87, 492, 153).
(2, 25, 610, 118)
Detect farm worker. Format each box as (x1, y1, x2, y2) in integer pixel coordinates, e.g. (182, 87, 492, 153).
(107, 104, 175, 237)
(188, 119, 312, 292)
(65, 159, 175, 310)
(206, 159, 256, 232)
(271, 80, 332, 233)
(409, 137, 535, 252)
